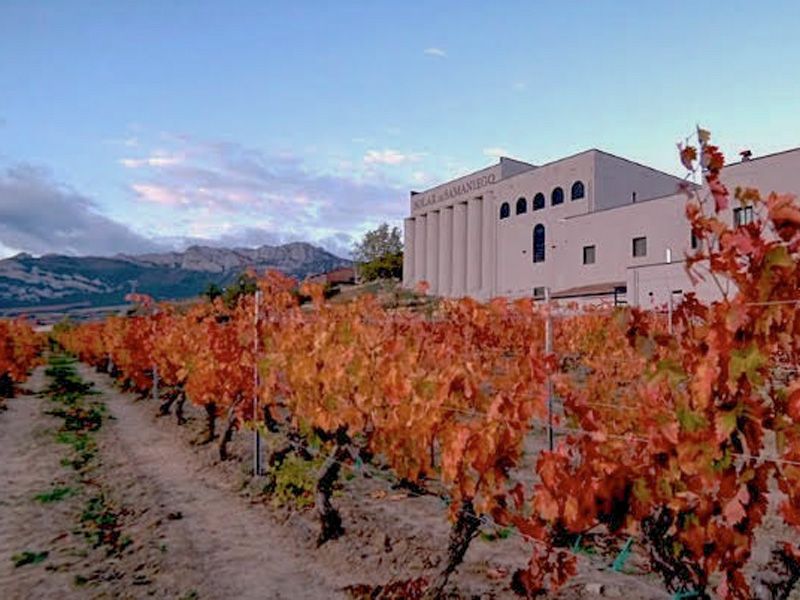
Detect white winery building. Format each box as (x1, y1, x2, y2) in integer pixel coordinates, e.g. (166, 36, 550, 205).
(402, 146, 800, 306)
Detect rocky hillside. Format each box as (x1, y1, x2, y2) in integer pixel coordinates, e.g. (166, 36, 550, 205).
(0, 242, 350, 308)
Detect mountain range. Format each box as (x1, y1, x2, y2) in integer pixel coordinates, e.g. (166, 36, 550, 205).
(0, 242, 351, 309)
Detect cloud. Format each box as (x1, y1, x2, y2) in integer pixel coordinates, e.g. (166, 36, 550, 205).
(483, 147, 510, 159)
(424, 47, 447, 58)
(123, 136, 408, 254)
(0, 133, 417, 261)
(0, 164, 161, 257)
(131, 183, 186, 206)
(120, 154, 183, 168)
(363, 149, 420, 165)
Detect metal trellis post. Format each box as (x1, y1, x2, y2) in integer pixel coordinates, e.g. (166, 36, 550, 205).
(545, 287, 554, 451)
(253, 289, 262, 476)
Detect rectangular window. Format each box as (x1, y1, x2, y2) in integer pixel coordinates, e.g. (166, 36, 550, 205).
(733, 205, 754, 227)
(583, 245, 596, 265)
(632, 236, 647, 258)
(533, 286, 545, 299)
(691, 233, 699, 250)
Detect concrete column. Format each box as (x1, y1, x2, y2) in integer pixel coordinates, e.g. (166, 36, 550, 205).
(414, 214, 427, 286)
(481, 194, 495, 299)
(426, 211, 440, 295)
(466, 197, 483, 293)
(438, 207, 453, 297)
(402, 218, 415, 288)
(452, 202, 468, 297)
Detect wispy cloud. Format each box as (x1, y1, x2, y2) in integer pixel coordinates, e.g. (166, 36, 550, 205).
(120, 154, 183, 169)
(363, 149, 422, 165)
(423, 47, 447, 58)
(131, 183, 186, 206)
(483, 147, 510, 159)
(122, 135, 408, 254)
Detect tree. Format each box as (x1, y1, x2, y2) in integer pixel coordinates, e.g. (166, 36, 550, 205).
(203, 282, 223, 302)
(222, 272, 257, 307)
(352, 223, 403, 282)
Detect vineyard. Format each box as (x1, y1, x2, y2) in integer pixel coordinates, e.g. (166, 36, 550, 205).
(0, 317, 44, 405)
(3, 134, 800, 599)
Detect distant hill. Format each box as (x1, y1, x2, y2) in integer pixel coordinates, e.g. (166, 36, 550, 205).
(0, 242, 351, 308)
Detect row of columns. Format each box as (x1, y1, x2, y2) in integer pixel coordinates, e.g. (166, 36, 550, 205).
(403, 196, 494, 298)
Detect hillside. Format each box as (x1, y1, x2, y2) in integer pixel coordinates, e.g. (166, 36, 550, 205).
(0, 242, 350, 308)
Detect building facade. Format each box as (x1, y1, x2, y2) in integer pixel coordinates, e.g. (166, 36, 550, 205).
(402, 147, 800, 306)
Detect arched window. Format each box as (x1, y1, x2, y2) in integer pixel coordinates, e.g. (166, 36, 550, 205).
(571, 180, 585, 200)
(533, 193, 545, 211)
(515, 197, 527, 215)
(499, 202, 510, 219)
(551, 187, 564, 206)
(533, 224, 545, 263)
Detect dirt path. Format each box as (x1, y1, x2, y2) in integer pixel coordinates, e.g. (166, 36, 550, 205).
(0, 367, 81, 599)
(78, 364, 345, 600)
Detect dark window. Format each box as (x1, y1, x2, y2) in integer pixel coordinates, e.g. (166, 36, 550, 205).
(571, 181, 585, 200)
(551, 187, 564, 206)
(583, 245, 596, 265)
(533, 192, 545, 211)
(691, 232, 699, 249)
(533, 224, 546, 263)
(533, 286, 545, 299)
(515, 197, 527, 215)
(733, 205, 754, 227)
(500, 202, 510, 219)
(632, 236, 647, 257)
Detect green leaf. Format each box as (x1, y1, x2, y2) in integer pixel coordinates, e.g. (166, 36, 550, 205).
(729, 344, 765, 386)
(715, 410, 739, 441)
(653, 358, 687, 386)
(632, 477, 651, 503)
(677, 407, 707, 432)
(764, 245, 793, 270)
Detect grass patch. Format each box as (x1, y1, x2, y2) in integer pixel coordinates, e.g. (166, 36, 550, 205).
(11, 550, 49, 567)
(480, 526, 513, 542)
(33, 486, 76, 504)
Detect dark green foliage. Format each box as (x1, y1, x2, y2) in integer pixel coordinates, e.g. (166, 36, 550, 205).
(33, 486, 76, 504)
(222, 272, 258, 307)
(11, 551, 48, 567)
(352, 223, 403, 282)
(358, 251, 403, 282)
(203, 282, 223, 302)
(80, 494, 130, 554)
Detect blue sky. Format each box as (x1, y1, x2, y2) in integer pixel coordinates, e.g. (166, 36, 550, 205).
(1, 1, 799, 259)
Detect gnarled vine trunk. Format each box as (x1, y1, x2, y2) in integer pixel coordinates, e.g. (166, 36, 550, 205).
(423, 499, 481, 599)
(204, 402, 217, 443)
(218, 397, 242, 461)
(314, 428, 351, 546)
(642, 508, 709, 599)
(175, 390, 187, 425)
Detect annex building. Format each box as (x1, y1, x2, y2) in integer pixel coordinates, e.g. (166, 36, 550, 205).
(402, 146, 800, 307)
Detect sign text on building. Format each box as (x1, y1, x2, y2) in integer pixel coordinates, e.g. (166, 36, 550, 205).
(412, 173, 496, 211)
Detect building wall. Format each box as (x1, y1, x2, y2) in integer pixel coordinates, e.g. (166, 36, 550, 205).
(491, 151, 596, 297)
(403, 146, 800, 304)
(593, 151, 686, 210)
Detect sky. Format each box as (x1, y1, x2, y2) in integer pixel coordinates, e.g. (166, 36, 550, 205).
(1, 1, 799, 260)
